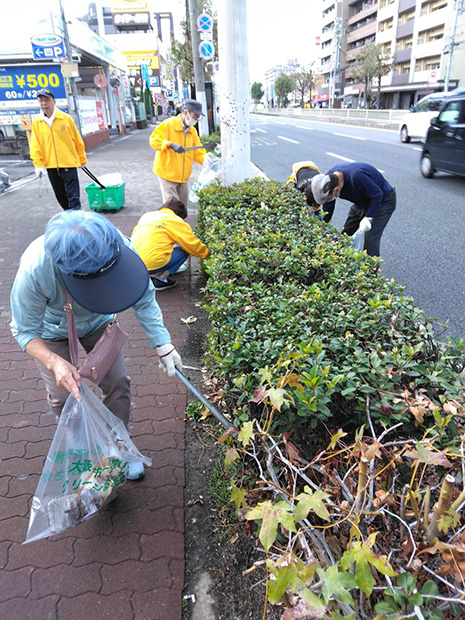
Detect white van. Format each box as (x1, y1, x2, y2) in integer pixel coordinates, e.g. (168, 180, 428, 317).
(399, 93, 450, 143)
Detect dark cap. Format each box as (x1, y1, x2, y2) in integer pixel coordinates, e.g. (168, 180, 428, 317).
(44, 210, 149, 314)
(37, 88, 55, 99)
(183, 99, 204, 117)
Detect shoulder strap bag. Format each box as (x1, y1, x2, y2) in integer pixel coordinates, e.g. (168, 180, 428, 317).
(64, 292, 128, 384)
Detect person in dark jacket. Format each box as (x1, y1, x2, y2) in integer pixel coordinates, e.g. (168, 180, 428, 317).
(310, 162, 396, 257)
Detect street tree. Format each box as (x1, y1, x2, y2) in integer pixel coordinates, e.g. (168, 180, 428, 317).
(349, 43, 394, 107)
(274, 73, 295, 108)
(169, 0, 217, 85)
(293, 66, 314, 106)
(251, 82, 264, 104)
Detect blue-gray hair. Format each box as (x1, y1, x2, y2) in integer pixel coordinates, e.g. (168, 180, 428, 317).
(44, 210, 119, 275)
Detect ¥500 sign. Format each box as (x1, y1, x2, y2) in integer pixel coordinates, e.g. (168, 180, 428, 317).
(0, 65, 66, 103)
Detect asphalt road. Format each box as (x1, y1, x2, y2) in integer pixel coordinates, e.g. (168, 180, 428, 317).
(250, 113, 465, 341)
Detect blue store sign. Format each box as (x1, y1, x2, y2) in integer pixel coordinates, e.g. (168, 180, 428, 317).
(31, 34, 66, 61)
(0, 65, 66, 105)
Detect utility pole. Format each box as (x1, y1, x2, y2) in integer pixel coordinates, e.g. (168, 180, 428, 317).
(59, 0, 81, 132)
(444, 0, 464, 92)
(187, 0, 209, 136)
(217, 0, 251, 185)
(330, 17, 344, 109)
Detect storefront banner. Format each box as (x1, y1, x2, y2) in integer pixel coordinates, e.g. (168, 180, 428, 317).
(78, 99, 102, 135)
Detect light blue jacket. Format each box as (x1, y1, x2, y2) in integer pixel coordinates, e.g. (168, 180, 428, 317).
(10, 235, 171, 351)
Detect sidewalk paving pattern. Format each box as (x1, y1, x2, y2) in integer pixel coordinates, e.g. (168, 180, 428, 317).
(0, 128, 195, 620)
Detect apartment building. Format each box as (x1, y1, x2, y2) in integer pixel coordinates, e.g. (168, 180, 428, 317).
(377, 0, 464, 109)
(318, 0, 349, 105)
(318, 0, 465, 109)
(344, 0, 378, 107)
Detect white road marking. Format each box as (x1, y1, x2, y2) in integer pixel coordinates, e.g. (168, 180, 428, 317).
(275, 121, 287, 125)
(333, 133, 367, 141)
(326, 152, 355, 162)
(296, 126, 314, 130)
(255, 128, 267, 133)
(278, 136, 299, 144)
(412, 147, 422, 151)
(326, 152, 384, 173)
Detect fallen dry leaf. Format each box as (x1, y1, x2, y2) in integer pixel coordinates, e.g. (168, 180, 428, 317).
(181, 315, 198, 325)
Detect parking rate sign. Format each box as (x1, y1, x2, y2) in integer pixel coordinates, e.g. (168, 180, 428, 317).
(0, 66, 66, 104)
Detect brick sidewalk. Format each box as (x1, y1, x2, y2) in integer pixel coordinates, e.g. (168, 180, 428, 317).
(0, 129, 196, 620)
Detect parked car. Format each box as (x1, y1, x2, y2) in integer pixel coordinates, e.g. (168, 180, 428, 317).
(399, 92, 450, 143)
(420, 91, 465, 178)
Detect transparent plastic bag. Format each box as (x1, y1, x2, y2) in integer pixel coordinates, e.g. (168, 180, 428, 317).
(351, 229, 365, 252)
(24, 383, 151, 544)
(189, 155, 222, 203)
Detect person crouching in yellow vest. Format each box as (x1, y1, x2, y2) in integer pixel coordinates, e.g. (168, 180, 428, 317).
(287, 161, 333, 221)
(131, 197, 210, 291)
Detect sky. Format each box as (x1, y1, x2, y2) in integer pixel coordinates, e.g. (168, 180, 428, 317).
(6, 0, 322, 85)
(245, 0, 322, 83)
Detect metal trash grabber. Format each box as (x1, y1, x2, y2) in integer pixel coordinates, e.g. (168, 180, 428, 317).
(183, 145, 205, 151)
(175, 368, 237, 434)
(81, 166, 106, 190)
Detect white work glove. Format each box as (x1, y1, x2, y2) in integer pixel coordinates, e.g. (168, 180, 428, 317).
(156, 344, 183, 377)
(358, 217, 373, 233)
(35, 167, 47, 177)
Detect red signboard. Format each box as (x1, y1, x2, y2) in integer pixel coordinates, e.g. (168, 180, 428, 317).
(95, 100, 106, 131)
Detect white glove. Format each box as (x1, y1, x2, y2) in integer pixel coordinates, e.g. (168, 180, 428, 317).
(358, 217, 373, 233)
(35, 167, 47, 177)
(156, 344, 183, 377)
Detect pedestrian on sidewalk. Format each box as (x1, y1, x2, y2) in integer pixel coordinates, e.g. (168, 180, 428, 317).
(131, 197, 209, 291)
(311, 162, 396, 257)
(149, 99, 207, 205)
(30, 88, 87, 211)
(10, 210, 183, 480)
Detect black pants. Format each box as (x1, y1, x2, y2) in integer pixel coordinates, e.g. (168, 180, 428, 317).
(341, 188, 396, 257)
(47, 167, 81, 210)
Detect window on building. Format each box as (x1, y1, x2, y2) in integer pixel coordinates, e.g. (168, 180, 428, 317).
(417, 25, 444, 44)
(420, 0, 447, 16)
(396, 36, 413, 50)
(378, 17, 393, 32)
(395, 61, 411, 74)
(398, 9, 415, 24)
(414, 55, 441, 71)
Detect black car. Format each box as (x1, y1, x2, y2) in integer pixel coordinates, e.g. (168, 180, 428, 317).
(420, 91, 465, 178)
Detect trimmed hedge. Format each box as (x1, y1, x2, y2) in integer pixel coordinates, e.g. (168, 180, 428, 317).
(198, 179, 464, 433)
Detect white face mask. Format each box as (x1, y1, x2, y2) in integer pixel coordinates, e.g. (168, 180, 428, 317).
(185, 111, 198, 127)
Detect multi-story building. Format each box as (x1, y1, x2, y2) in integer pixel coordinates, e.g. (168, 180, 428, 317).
(318, 0, 349, 106)
(344, 0, 378, 107)
(81, 2, 177, 115)
(264, 60, 300, 107)
(377, 0, 464, 109)
(318, 0, 465, 109)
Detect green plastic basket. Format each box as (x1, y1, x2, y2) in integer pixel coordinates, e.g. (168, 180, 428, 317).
(86, 182, 125, 210)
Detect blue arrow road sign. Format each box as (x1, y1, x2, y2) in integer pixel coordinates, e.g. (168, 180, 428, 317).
(31, 34, 65, 61)
(198, 41, 214, 60)
(197, 13, 213, 32)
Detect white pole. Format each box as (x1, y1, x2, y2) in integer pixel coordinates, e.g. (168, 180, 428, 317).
(217, 0, 251, 185)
